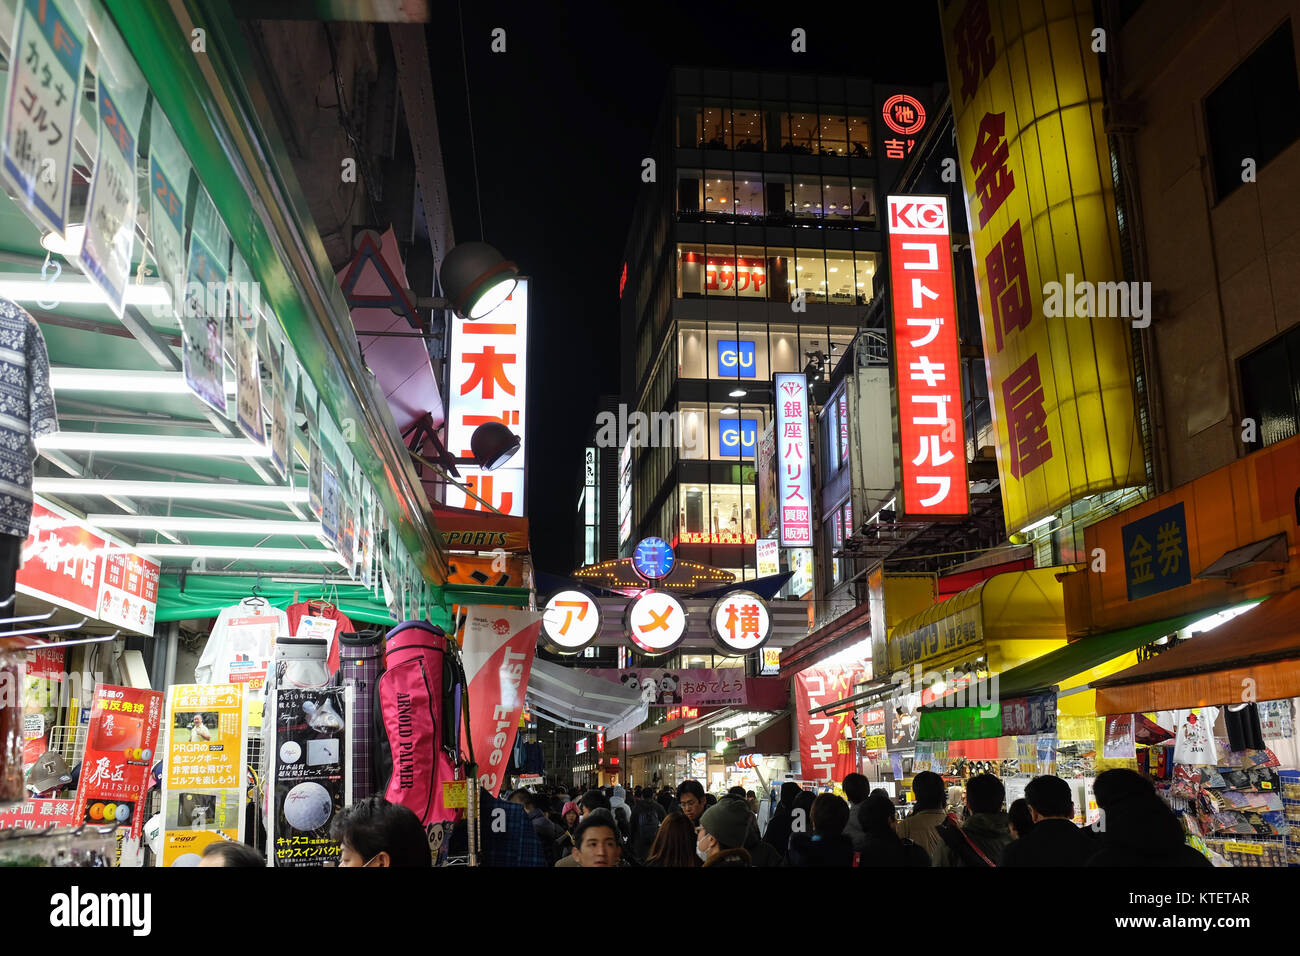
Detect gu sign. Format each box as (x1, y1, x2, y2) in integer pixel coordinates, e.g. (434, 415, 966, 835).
(717, 340, 757, 378)
(886, 195, 969, 517)
(774, 373, 812, 545)
(718, 418, 758, 457)
(445, 278, 529, 515)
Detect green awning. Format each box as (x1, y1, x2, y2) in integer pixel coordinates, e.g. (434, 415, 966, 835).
(918, 707, 1000, 741)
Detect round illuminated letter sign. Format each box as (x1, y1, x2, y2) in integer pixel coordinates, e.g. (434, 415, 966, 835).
(632, 536, 675, 580)
(709, 590, 772, 655)
(540, 588, 601, 654)
(624, 590, 687, 656)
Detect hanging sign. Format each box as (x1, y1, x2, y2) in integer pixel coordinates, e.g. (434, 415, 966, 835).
(999, 691, 1057, 736)
(320, 464, 340, 549)
(774, 373, 812, 545)
(17, 498, 105, 617)
(623, 591, 687, 656)
(232, 259, 264, 444)
(96, 544, 160, 636)
(148, 146, 186, 306)
(270, 686, 351, 867)
(0, 0, 85, 236)
(1103, 714, 1136, 759)
(756, 538, 780, 578)
(709, 590, 772, 655)
(270, 344, 297, 479)
(180, 233, 228, 416)
(795, 662, 868, 784)
(540, 588, 601, 654)
(79, 76, 138, 316)
(160, 684, 247, 866)
(71, 684, 163, 844)
(307, 415, 323, 519)
(461, 607, 541, 795)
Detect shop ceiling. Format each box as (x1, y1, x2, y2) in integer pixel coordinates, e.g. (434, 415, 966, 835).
(0, 1, 447, 585)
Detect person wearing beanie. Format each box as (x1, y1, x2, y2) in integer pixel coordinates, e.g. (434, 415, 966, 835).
(696, 797, 753, 867)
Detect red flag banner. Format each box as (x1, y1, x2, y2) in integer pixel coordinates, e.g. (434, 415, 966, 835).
(459, 607, 541, 796)
(71, 683, 164, 843)
(794, 662, 869, 785)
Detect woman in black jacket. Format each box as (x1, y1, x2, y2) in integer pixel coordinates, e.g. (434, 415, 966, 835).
(1086, 769, 1211, 867)
(761, 782, 802, 854)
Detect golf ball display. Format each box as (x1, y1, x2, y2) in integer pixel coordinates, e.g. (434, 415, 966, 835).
(171, 853, 201, 867)
(115, 804, 131, 822)
(279, 741, 303, 764)
(283, 782, 333, 832)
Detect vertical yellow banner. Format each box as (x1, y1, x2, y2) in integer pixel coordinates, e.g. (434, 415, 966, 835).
(939, 0, 1146, 531)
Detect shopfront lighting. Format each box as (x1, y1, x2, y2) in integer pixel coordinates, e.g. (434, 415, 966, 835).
(34, 478, 310, 502)
(36, 433, 272, 457)
(134, 544, 345, 564)
(87, 514, 322, 536)
(50, 367, 237, 396)
(428, 241, 518, 319)
(1019, 514, 1058, 534)
(469, 421, 521, 471)
(728, 388, 746, 398)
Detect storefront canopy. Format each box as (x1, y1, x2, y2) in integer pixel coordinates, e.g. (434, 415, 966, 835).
(526, 658, 650, 739)
(1093, 590, 1300, 715)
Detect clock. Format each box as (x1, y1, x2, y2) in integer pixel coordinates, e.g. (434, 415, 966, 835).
(632, 536, 675, 580)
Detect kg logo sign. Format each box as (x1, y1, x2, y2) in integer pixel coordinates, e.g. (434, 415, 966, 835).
(887, 198, 947, 233)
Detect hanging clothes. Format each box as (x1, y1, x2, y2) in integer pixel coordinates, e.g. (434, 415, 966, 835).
(285, 601, 356, 677)
(194, 599, 290, 724)
(0, 299, 57, 542)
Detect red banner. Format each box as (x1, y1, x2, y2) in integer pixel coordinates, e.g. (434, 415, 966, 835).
(0, 798, 76, 829)
(794, 662, 869, 785)
(18, 500, 106, 616)
(459, 607, 541, 796)
(71, 684, 164, 843)
(98, 546, 161, 636)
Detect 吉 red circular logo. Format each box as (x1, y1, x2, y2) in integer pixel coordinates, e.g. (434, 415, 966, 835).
(882, 94, 926, 136)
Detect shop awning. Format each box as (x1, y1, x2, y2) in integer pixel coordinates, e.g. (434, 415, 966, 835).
(741, 711, 793, 755)
(1093, 590, 1300, 714)
(526, 658, 650, 739)
(430, 503, 529, 553)
(778, 601, 871, 677)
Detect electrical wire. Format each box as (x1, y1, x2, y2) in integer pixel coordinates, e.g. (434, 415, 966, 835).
(457, 0, 486, 241)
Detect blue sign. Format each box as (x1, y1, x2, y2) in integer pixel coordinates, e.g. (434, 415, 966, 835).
(717, 340, 757, 378)
(633, 536, 675, 580)
(1121, 502, 1191, 601)
(719, 418, 758, 457)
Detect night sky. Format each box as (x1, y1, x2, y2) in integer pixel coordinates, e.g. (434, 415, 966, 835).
(431, 2, 949, 574)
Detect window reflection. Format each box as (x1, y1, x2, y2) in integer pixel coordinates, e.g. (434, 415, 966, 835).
(820, 110, 848, 156)
(824, 176, 851, 220)
(734, 174, 763, 218)
(848, 115, 871, 157)
(732, 102, 763, 150)
(701, 104, 730, 149)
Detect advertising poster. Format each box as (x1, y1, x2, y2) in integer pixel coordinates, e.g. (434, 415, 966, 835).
(321, 464, 340, 548)
(149, 148, 186, 312)
(271, 687, 351, 867)
(160, 684, 246, 866)
(71, 684, 163, 843)
(79, 76, 138, 317)
(0, 798, 76, 830)
(97, 545, 161, 636)
(795, 662, 868, 785)
(756, 422, 778, 539)
(0, 0, 85, 236)
(220, 614, 280, 729)
(461, 607, 541, 796)
(270, 350, 298, 481)
(885, 694, 920, 750)
(180, 233, 229, 416)
(593, 668, 748, 708)
(1103, 714, 1136, 759)
(233, 292, 264, 444)
(18, 499, 105, 616)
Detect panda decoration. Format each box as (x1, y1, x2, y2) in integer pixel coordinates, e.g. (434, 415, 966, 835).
(656, 673, 682, 705)
(621, 672, 658, 707)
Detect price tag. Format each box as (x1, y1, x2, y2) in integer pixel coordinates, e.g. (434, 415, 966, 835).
(1223, 841, 1263, 855)
(22, 713, 44, 739)
(442, 780, 468, 809)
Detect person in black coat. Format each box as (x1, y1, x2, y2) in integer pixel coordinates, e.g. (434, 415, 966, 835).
(785, 793, 856, 867)
(762, 782, 802, 854)
(1085, 769, 1212, 867)
(1001, 775, 1097, 867)
(858, 789, 931, 867)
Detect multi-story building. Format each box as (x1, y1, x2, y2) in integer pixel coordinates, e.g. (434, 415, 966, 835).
(619, 67, 936, 582)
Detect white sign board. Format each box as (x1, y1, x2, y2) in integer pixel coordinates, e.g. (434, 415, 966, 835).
(540, 588, 601, 654)
(774, 373, 812, 546)
(623, 591, 686, 656)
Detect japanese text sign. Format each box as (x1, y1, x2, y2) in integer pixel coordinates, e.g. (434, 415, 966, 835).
(71, 684, 163, 843)
(97, 544, 161, 636)
(1121, 501, 1191, 601)
(0, 0, 85, 235)
(886, 195, 970, 516)
(709, 590, 772, 655)
(446, 278, 528, 515)
(595, 668, 749, 708)
(79, 77, 138, 316)
(795, 662, 868, 785)
(998, 691, 1057, 737)
(271, 686, 351, 867)
(623, 591, 686, 656)
(18, 498, 105, 616)
(540, 588, 601, 654)
(940, 0, 1144, 531)
(774, 373, 812, 546)
(0, 799, 76, 829)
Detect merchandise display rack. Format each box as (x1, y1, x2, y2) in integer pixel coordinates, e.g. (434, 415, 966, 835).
(1282, 769, 1300, 867)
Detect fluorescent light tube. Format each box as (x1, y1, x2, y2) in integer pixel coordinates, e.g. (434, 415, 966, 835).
(86, 514, 323, 536)
(37, 434, 270, 457)
(1019, 514, 1057, 534)
(50, 368, 238, 397)
(34, 478, 309, 502)
(0, 274, 172, 307)
(133, 544, 345, 564)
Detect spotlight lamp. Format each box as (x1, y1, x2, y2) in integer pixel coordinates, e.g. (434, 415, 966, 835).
(427, 241, 519, 319)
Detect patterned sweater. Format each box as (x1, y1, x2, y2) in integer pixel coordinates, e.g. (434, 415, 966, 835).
(0, 299, 57, 537)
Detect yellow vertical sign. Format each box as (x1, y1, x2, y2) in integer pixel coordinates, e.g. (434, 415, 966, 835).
(939, 0, 1146, 531)
(160, 683, 247, 866)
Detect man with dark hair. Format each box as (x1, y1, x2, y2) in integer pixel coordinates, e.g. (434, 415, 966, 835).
(840, 773, 870, 852)
(897, 770, 948, 863)
(786, 793, 855, 866)
(555, 789, 614, 867)
(1086, 769, 1212, 867)
(936, 774, 1013, 867)
(510, 789, 564, 863)
(570, 809, 625, 868)
(727, 785, 747, 799)
(578, 788, 612, 818)
(331, 795, 432, 867)
(198, 839, 264, 867)
(676, 779, 707, 826)
(1001, 774, 1098, 867)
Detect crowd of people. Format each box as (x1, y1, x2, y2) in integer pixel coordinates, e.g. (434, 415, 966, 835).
(500, 767, 1213, 868)
(199, 765, 1212, 867)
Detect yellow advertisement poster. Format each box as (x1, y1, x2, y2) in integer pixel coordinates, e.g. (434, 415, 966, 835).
(940, 0, 1146, 531)
(160, 683, 247, 866)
